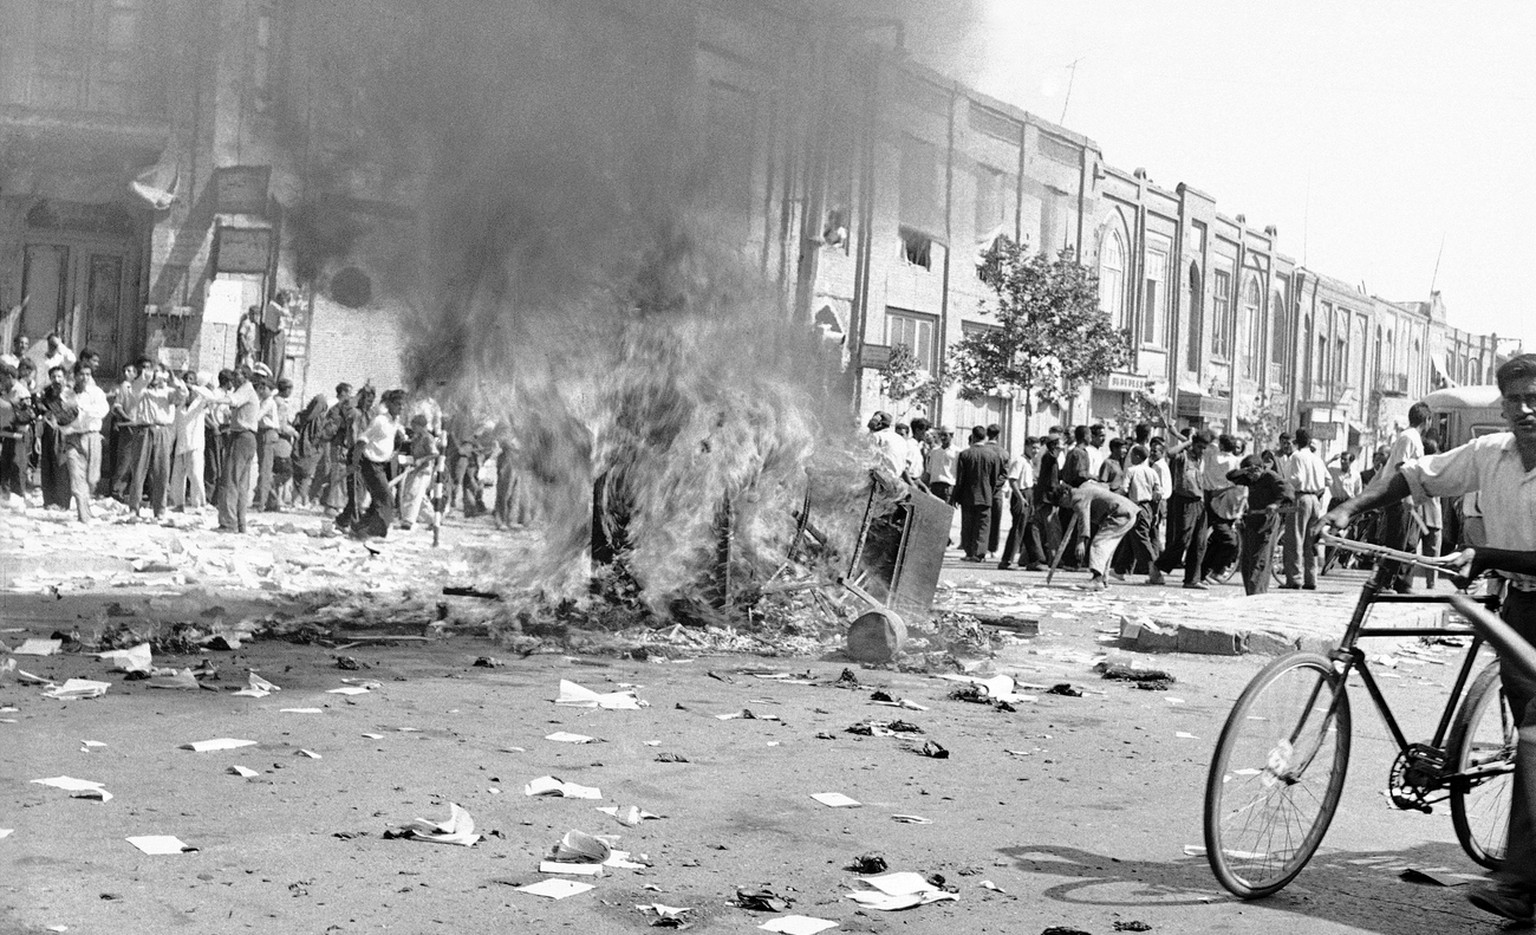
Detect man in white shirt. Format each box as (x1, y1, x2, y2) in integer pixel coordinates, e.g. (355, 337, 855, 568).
(61, 363, 108, 522)
(26, 332, 76, 384)
(192, 368, 260, 532)
(1280, 427, 1332, 589)
(1320, 354, 1536, 923)
(997, 436, 1045, 571)
(1086, 423, 1108, 478)
(1149, 436, 1173, 552)
(348, 388, 408, 539)
(867, 411, 907, 482)
(923, 428, 957, 501)
(1375, 402, 1430, 592)
(121, 364, 186, 521)
(170, 372, 212, 511)
(1111, 444, 1165, 584)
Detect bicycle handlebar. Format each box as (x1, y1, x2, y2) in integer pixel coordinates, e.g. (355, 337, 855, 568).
(1449, 594, 1536, 683)
(1318, 533, 1446, 573)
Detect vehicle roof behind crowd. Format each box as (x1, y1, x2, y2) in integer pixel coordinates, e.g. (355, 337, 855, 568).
(1423, 385, 1501, 410)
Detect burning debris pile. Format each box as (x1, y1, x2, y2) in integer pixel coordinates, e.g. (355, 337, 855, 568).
(338, 1, 897, 630)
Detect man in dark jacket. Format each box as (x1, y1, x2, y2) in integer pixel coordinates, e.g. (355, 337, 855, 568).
(952, 425, 1006, 562)
(1227, 454, 1296, 595)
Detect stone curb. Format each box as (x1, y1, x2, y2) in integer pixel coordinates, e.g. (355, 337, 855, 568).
(1119, 595, 1448, 657)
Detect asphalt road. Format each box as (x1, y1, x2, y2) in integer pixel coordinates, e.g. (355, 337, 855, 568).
(0, 509, 1511, 935)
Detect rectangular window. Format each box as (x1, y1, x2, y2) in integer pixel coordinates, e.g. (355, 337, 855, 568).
(886, 309, 938, 372)
(1142, 245, 1168, 346)
(899, 226, 932, 270)
(30, 0, 146, 113)
(1211, 270, 1232, 358)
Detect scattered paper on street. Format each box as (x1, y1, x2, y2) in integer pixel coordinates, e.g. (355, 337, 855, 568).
(391, 802, 479, 846)
(844, 871, 959, 910)
(227, 766, 259, 778)
(516, 879, 594, 900)
(327, 686, 371, 696)
(280, 708, 324, 714)
(524, 776, 602, 799)
(759, 915, 838, 934)
(41, 679, 111, 700)
(125, 835, 195, 855)
(181, 738, 258, 753)
(32, 776, 108, 793)
(545, 731, 596, 743)
(554, 679, 644, 710)
(890, 814, 931, 824)
(79, 740, 107, 752)
(13, 638, 62, 656)
(539, 860, 605, 876)
(234, 673, 282, 697)
(596, 805, 660, 825)
(97, 643, 152, 673)
(810, 792, 860, 808)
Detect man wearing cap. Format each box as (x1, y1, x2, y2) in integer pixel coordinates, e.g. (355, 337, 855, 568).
(1280, 427, 1331, 589)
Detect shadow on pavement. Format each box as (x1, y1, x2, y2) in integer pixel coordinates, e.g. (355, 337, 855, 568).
(1001, 840, 1493, 933)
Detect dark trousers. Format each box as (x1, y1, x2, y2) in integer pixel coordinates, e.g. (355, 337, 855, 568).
(1379, 499, 1417, 591)
(1113, 501, 1159, 575)
(959, 502, 992, 559)
(1, 425, 31, 496)
(1203, 512, 1239, 578)
(988, 496, 1005, 554)
(127, 424, 173, 516)
(217, 430, 256, 532)
(998, 491, 1040, 567)
(1239, 512, 1281, 596)
(1495, 589, 1536, 890)
(110, 423, 134, 500)
(928, 481, 952, 502)
(356, 458, 394, 538)
(39, 423, 70, 508)
(1157, 493, 1206, 579)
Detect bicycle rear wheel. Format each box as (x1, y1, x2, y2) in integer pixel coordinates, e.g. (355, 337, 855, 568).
(1449, 659, 1514, 870)
(1205, 652, 1352, 898)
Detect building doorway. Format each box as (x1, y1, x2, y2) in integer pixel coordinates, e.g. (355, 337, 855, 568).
(15, 200, 144, 375)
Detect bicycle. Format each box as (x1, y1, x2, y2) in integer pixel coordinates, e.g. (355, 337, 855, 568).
(1202, 534, 1536, 898)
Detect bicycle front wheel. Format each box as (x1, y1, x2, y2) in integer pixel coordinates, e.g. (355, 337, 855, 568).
(1204, 652, 1352, 898)
(1449, 659, 1514, 870)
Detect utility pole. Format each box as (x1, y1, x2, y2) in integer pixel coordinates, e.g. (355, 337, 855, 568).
(1429, 232, 1446, 295)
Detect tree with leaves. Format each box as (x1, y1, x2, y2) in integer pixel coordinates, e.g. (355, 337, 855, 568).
(948, 239, 1131, 412)
(877, 342, 946, 415)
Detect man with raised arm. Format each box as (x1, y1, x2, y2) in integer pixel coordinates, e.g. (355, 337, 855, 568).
(1317, 353, 1536, 923)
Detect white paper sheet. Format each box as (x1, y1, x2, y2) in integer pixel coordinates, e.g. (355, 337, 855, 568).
(809, 792, 861, 808)
(13, 639, 62, 656)
(544, 731, 595, 744)
(759, 916, 838, 934)
(181, 738, 258, 753)
(126, 835, 194, 855)
(31, 776, 106, 793)
(517, 878, 594, 899)
(554, 679, 643, 710)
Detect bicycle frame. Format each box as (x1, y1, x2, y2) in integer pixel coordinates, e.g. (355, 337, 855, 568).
(1313, 543, 1501, 785)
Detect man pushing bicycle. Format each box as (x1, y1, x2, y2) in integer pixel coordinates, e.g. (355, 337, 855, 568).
(1318, 353, 1536, 922)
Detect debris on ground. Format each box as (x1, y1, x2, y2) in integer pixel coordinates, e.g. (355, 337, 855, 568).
(1044, 683, 1083, 697)
(809, 792, 861, 808)
(758, 915, 836, 935)
(555, 679, 645, 709)
(1113, 922, 1154, 932)
(41, 679, 112, 700)
(472, 656, 502, 667)
(596, 805, 661, 825)
(732, 888, 793, 912)
(654, 752, 690, 763)
(913, 739, 949, 759)
(635, 902, 692, 928)
(1094, 662, 1177, 691)
(544, 731, 597, 743)
(844, 870, 959, 910)
(124, 835, 196, 855)
(181, 738, 257, 753)
(384, 802, 480, 846)
(525, 776, 602, 799)
(846, 853, 888, 874)
(516, 878, 594, 899)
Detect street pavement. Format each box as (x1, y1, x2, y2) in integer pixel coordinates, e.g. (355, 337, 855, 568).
(0, 502, 1509, 934)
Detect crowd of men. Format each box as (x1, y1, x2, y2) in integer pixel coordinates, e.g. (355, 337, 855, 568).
(0, 333, 536, 541)
(867, 406, 1442, 594)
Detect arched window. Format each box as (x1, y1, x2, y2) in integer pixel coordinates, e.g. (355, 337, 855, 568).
(1241, 277, 1262, 380)
(1269, 292, 1285, 371)
(1334, 311, 1348, 386)
(1098, 225, 1127, 330)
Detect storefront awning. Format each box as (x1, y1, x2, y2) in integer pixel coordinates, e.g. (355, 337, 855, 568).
(1431, 356, 1458, 389)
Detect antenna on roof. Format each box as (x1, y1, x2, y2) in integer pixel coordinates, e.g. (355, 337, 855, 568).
(1429, 232, 1446, 296)
(1059, 56, 1085, 124)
